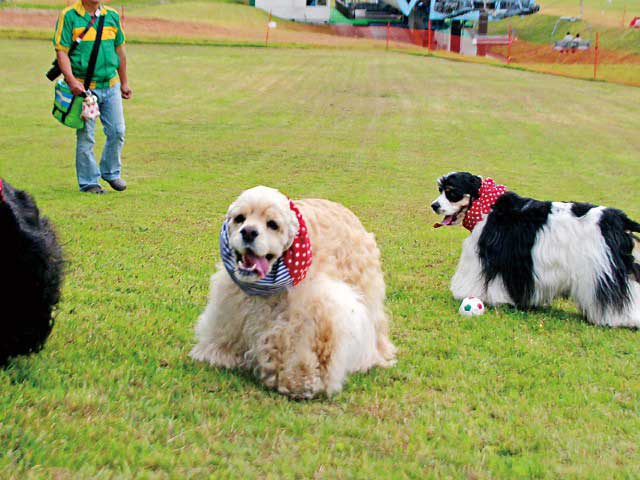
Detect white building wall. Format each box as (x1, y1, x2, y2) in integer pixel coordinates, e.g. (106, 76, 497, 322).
(460, 30, 477, 56)
(434, 29, 450, 51)
(255, 0, 330, 23)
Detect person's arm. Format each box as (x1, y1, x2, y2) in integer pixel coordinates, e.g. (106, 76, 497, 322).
(116, 44, 132, 99)
(53, 10, 85, 96)
(56, 50, 86, 96)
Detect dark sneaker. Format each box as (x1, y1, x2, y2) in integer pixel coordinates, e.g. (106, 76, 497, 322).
(83, 185, 106, 194)
(104, 178, 127, 191)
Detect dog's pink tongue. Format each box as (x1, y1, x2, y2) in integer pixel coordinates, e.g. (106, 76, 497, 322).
(243, 252, 269, 278)
(434, 215, 454, 228)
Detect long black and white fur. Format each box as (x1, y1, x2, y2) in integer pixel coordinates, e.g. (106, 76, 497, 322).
(431, 172, 640, 328)
(0, 180, 64, 365)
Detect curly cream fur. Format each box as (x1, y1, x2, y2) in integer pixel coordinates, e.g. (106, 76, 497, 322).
(191, 188, 396, 399)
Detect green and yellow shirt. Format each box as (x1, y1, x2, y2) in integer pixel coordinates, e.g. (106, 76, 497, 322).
(53, 1, 125, 88)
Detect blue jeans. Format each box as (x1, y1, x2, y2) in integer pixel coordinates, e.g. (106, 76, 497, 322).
(76, 83, 125, 191)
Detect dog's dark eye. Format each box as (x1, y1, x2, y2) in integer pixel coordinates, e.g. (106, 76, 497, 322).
(266, 254, 275, 261)
(267, 220, 279, 231)
(234, 214, 245, 224)
(438, 186, 443, 193)
(446, 191, 464, 202)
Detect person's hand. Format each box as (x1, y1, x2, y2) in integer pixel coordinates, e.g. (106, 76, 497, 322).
(120, 83, 132, 99)
(68, 78, 86, 97)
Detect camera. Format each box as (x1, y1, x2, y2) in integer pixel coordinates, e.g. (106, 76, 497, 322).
(46, 60, 61, 81)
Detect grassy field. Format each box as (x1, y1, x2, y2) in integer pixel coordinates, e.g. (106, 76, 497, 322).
(489, 4, 640, 85)
(538, 0, 635, 28)
(0, 1, 398, 49)
(1, 39, 640, 478)
(491, 12, 640, 55)
(1, 0, 638, 85)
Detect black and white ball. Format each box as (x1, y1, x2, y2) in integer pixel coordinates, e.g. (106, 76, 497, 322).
(459, 297, 485, 316)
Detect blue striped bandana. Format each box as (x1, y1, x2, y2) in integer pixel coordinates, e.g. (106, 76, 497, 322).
(219, 200, 312, 296)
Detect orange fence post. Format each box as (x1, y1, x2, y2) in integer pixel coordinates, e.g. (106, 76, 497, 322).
(593, 32, 600, 79)
(386, 22, 390, 50)
(427, 20, 432, 50)
(622, 5, 626, 29)
(265, 9, 272, 47)
(507, 24, 512, 64)
(120, 6, 125, 26)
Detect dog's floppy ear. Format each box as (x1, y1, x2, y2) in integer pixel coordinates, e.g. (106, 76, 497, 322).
(457, 172, 483, 200)
(470, 175, 483, 200)
(225, 199, 237, 222)
(226, 189, 249, 222)
(283, 205, 300, 250)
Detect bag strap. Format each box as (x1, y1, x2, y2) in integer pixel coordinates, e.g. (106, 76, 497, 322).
(59, 11, 104, 125)
(83, 12, 105, 90)
(67, 14, 98, 58)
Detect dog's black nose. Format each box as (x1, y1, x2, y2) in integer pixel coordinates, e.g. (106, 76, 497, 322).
(241, 226, 259, 243)
(431, 202, 440, 213)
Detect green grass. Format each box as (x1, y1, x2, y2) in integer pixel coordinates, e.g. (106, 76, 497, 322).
(0, 0, 251, 9)
(490, 12, 640, 55)
(488, 9, 640, 85)
(538, 0, 635, 27)
(524, 62, 640, 85)
(1, 39, 640, 478)
(128, 0, 279, 28)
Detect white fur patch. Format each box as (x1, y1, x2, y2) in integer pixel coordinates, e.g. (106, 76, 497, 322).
(450, 202, 640, 327)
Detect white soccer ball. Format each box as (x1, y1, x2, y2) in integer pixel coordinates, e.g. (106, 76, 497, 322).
(268, 21, 277, 29)
(459, 296, 485, 316)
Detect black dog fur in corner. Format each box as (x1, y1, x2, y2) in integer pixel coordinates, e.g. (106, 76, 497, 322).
(0, 179, 64, 365)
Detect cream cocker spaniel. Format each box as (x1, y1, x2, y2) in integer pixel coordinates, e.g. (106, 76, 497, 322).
(191, 186, 396, 399)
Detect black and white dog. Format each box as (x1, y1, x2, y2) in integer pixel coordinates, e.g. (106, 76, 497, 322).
(431, 172, 640, 328)
(0, 179, 64, 365)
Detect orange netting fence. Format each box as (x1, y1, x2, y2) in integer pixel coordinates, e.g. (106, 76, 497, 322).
(322, 23, 640, 86)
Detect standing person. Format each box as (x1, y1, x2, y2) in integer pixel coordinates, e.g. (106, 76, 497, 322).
(53, 0, 132, 193)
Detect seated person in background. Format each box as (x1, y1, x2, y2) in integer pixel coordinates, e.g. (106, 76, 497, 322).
(561, 31, 573, 44)
(572, 33, 582, 47)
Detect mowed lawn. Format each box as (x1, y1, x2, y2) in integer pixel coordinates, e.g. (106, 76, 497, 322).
(1, 39, 639, 478)
(538, 0, 634, 27)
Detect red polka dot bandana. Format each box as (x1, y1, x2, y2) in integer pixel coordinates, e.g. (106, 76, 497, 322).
(220, 198, 312, 296)
(462, 177, 507, 232)
(282, 200, 313, 286)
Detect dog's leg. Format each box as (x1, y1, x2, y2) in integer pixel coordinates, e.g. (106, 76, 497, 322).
(451, 235, 486, 300)
(450, 232, 515, 306)
(257, 275, 382, 399)
(369, 303, 397, 368)
(485, 276, 515, 305)
(254, 316, 323, 400)
(190, 270, 246, 368)
(626, 282, 640, 328)
(359, 269, 396, 367)
(633, 236, 640, 281)
(575, 270, 640, 328)
(589, 282, 640, 328)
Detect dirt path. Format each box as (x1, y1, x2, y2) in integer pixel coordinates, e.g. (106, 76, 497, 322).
(491, 39, 640, 64)
(2, 8, 636, 70)
(0, 8, 272, 40)
(0, 8, 388, 47)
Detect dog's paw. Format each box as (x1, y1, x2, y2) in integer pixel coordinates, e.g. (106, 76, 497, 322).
(190, 343, 242, 368)
(276, 366, 323, 400)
